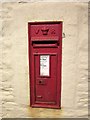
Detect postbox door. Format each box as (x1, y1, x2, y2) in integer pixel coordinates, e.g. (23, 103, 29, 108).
(34, 53, 57, 104)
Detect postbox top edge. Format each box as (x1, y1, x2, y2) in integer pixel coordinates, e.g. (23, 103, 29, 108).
(28, 21, 62, 25)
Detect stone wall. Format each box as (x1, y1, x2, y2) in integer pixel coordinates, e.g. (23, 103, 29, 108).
(1, 1, 88, 118)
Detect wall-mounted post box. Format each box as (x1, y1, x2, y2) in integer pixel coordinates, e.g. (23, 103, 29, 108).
(28, 21, 62, 108)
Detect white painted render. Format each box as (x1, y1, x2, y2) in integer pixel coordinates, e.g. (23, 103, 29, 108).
(0, 1, 88, 118)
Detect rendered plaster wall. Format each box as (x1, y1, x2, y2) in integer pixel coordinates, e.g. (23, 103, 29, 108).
(1, 1, 88, 118)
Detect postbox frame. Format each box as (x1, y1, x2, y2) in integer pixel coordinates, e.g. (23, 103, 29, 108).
(28, 21, 62, 109)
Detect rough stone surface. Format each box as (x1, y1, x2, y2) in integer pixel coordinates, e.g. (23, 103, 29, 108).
(0, 1, 88, 118)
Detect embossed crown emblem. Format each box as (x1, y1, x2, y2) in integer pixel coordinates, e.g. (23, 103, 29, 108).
(41, 27, 49, 35)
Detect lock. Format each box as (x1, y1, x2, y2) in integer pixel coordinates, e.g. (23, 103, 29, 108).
(28, 21, 62, 108)
(37, 79, 46, 85)
(39, 80, 42, 84)
(39, 80, 45, 85)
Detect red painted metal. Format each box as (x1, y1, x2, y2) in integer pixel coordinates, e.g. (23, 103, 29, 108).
(28, 21, 62, 109)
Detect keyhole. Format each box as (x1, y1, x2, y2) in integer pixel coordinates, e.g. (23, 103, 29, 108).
(39, 80, 42, 84)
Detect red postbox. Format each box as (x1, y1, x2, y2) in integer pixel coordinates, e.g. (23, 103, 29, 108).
(28, 21, 62, 108)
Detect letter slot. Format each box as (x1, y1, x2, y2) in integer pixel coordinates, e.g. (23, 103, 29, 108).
(32, 40, 59, 47)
